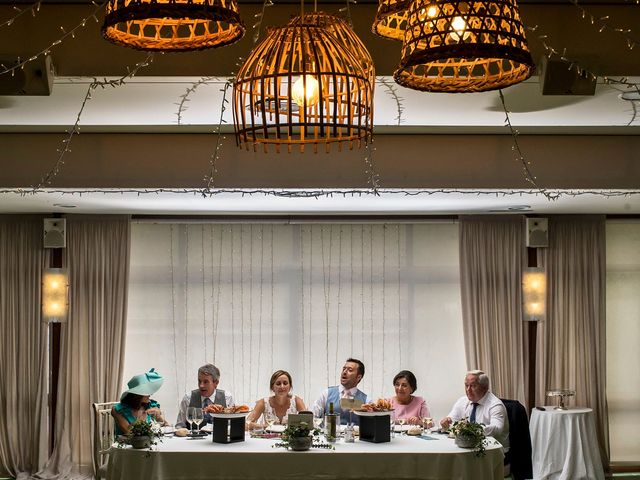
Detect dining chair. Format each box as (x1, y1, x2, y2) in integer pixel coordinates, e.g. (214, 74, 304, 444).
(92, 401, 118, 479)
(500, 398, 533, 480)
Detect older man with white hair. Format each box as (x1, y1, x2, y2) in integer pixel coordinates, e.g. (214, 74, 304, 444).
(440, 370, 509, 451)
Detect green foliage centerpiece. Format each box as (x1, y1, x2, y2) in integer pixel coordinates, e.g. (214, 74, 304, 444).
(450, 419, 487, 457)
(273, 422, 334, 451)
(118, 419, 163, 450)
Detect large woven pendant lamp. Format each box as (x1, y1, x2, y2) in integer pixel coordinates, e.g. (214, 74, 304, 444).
(102, 0, 245, 51)
(394, 0, 534, 92)
(372, 0, 410, 41)
(292, 12, 375, 85)
(233, 16, 374, 153)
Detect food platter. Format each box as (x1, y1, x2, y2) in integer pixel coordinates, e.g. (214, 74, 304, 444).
(353, 409, 394, 417)
(211, 412, 249, 419)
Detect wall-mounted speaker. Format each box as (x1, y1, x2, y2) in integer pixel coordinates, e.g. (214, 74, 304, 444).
(44, 218, 66, 249)
(526, 217, 548, 248)
(0, 56, 54, 95)
(538, 56, 596, 96)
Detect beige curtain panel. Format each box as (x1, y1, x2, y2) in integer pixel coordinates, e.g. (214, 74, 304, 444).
(459, 215, 527, 405)
(537, 215, 610, 468)
(0, 215, 50, 478)
(39, 215, 131, 479)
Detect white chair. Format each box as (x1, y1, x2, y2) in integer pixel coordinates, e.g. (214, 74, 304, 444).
(92, 402, 117, 480)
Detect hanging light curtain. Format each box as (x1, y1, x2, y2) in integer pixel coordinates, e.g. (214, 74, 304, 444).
(394, 0, 534, 92)
(102, 0, 245, 51)
(233, 16, 374, 153)
(372, 0, 411, 41)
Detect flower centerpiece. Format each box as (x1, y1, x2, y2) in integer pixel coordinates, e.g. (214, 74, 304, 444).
(119, 419, 163, 449)
(450, 419, 487, 457)
(273, 422, 333, 451)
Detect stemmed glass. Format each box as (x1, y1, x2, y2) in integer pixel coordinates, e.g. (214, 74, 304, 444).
(397, 417, 406, 435)
(186, 407, 196, 433)
(422, 417, 433, 435)
(264, 412, 276, 432)
(192, 407, 203, 435)
(313, 416, 323, 430)
(389, 411, 396, 439)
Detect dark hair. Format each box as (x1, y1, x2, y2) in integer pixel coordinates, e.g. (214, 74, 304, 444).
(346, 358, 365, 378)
(120, 393, 146, 409)
(269, 370, 293, 391)
(393, 370, 417, 393)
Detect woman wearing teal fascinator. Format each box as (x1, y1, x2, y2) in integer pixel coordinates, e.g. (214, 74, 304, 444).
(111, 368, 165, 435)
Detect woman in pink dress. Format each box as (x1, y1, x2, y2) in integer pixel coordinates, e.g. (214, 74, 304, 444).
(388, 370, 432, 425)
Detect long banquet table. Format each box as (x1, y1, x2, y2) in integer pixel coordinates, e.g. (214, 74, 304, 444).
(107, 432, 504, 480)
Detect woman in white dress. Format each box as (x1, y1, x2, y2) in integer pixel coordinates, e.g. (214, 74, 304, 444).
(246, 370, 306, 429)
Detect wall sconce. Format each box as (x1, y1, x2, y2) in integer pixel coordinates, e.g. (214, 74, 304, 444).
(522, 267, 546, 321)
(42, 268, 69, 323)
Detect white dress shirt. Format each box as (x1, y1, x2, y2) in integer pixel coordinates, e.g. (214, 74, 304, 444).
(175, 389, 235, 427)
(447, 390, 509, 450)
(312, 385, 368, 418)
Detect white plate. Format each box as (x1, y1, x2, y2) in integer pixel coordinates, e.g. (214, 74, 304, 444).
(211, 412, 249, 419)
(161, 426, 175, 435)
(266, 424, 286, 433)
(200, 424, 213, 432)
(353, 410, 394, 417)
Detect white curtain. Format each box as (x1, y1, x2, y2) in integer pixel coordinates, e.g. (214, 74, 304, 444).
(125, 222, 467, 424)
(39, 215, 130, 479)
(0, 215, 49, 479)
(458, 215, 527, 404)
(605, 219, 640, 463)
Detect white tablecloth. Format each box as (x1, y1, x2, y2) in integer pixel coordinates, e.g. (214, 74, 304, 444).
(108, 433, 504, 480)
(530, 407, 604, 480)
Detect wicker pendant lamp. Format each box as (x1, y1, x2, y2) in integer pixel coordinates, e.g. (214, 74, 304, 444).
(394, 0, 534, 92)
(292, 12, 375, 85)
(233, 16, 374, 153)
(372, 0, 411, 41)
(102, 0, 245, 51)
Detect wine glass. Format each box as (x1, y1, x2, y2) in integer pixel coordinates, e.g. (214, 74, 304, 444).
(422, 417, 433, 434)
(192, 407, 203, 435)
(313, 416, 323, 430)
(389, 412, 396, 439)
(186, 407, 196, 434)
(264, 412, 276, 432)
(397, 417, 406, 435)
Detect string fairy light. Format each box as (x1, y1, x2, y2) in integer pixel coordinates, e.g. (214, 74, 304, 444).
(0, 1, 41, 29)
(568, 0, 640, 51)
(203, 79, 233, 191)
(5, 187, 640, 199)
(31, 53, 154, 192)
(378, 77, 405, 126)
(498, 90, 555, 201)
(0, 1, 107, 77)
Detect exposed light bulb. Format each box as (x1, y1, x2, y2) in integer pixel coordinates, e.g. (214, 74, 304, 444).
(450, 16, 469, 41)
(427, 6, 437, 17)
(292, 75, 319, 107)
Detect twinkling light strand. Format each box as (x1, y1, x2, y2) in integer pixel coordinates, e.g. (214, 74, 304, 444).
(338, 0, 357, 26)
(377, 78, 405, 126)
(569, 0, 640, 51)
(5, 187, 640, 198)
(175, 76, 215, 125)
(32, 53, 154, 192)
(363, 141, 381, 195)
(252, 0, 273, 44)
(204, 79, 233, 191)
(0, 1, 41, 29)
(0, 1, 107, 76)
(498, 89, 555, 201)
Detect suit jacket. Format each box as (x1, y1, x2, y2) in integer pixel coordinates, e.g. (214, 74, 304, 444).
(501, 398, 533, 480)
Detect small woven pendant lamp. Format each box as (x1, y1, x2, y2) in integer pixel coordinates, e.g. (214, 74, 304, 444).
(233, 16, 373, 153)
(102, 0, 245, 51)
(372, 0, 411, 41)
(394, 0, 534, 92)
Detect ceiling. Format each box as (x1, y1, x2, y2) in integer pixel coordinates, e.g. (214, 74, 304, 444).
(1, 0, 639, 215)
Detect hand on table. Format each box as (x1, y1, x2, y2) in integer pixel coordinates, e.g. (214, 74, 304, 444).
(440, 416, 452, 430)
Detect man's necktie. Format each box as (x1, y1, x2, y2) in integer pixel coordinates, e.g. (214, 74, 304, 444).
(203, 397, 213, 423)
(470, 402, 479, 423)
